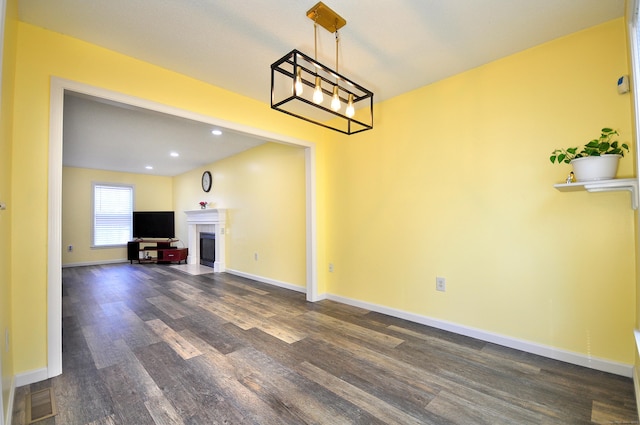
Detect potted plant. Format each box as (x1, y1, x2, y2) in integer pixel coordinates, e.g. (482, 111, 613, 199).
(550, 127, 629, 181)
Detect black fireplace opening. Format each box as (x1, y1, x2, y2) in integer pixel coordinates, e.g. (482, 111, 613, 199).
(200, 232, 215, 267)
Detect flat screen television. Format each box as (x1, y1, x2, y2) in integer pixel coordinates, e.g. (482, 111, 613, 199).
(132, 211, 175, 239)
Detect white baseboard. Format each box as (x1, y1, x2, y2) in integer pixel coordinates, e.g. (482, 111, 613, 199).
(224, 269, 306, 293)
(311, 292, 328, 301)
(215, 270, 632, 376)
(62, 259, 128, 268)
(3, 376, 14, 425)
(327, 293, 634, 377)
(6, 369, 47, 424)
(218, 272, 632, 377)
(14, 368, 48, 387)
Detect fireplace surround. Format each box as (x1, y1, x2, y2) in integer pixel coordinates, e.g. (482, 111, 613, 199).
(184, 209, 226, 272)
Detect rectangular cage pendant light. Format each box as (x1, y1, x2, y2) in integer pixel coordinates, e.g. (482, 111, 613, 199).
(270, 2, 374, 135)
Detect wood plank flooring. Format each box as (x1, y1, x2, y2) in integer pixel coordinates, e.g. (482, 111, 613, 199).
(11, 263, 638, 424)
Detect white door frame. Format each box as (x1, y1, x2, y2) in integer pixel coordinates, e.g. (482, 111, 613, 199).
(626, 0, 640, 417)
(1, 0, 7, 422)
(47, 77, 319, 377)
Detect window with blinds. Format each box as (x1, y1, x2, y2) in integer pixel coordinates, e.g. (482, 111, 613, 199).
(93, 184, 134, 247)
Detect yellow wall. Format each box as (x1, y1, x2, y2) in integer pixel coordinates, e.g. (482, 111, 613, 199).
(62, 167, 173, 266)
(1, 0, 17, 416)
(325, 19, 635, 363)
(173, 142, 307, 287)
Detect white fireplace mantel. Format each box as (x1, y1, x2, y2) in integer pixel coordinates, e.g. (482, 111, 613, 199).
(184, 208, 226, 272)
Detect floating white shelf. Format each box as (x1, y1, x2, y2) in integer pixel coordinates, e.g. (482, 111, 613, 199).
(553, 178, 639, 209)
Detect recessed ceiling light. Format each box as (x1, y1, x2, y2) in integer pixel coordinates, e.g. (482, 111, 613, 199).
(211, 129, 222, 136)
(170, 152, 179, 157)
(145, 165, 153, 170)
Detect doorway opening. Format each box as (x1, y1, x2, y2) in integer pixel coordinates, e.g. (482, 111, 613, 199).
(47, 77, 319, 379)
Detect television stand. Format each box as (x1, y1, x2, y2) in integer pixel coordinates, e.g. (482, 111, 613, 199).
(127, 239, 188, 264)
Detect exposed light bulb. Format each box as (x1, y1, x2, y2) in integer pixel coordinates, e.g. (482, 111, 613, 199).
(331, 85, 341, 112)
(313, 76, 323, 104)
(345, 93, 355, 118)
(294, 67, 303, 95)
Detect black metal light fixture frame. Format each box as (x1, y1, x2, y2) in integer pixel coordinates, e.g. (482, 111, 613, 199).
(270, 2, 374, 135)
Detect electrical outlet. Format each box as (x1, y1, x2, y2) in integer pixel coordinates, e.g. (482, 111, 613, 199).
(436, 276, 446, 292)
(329, 263, 334, 272)
(254, 252, 258, 261)
(67, 245, 73, 252)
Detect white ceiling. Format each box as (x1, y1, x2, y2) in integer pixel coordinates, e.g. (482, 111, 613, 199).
(19, 0, 625, 175)
(63, 92, 267, 176)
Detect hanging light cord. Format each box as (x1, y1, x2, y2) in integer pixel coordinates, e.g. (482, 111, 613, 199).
(314, 20, 318, 61)
(335, 29, 339, 74)
(311, 15, 324, 105)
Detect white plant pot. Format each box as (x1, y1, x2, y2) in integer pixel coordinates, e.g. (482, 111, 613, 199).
(570, 155, 621, 182)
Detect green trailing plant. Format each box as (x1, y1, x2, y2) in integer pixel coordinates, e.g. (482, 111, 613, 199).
(550, 128, 629, 164)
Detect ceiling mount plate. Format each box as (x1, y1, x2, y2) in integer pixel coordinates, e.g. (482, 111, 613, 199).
(306, 1, 346, 33)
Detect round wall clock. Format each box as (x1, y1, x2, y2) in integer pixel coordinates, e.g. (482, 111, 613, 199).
(201, 171, 212, 192)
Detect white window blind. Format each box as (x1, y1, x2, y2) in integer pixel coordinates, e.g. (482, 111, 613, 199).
(93, 184, 133, 247)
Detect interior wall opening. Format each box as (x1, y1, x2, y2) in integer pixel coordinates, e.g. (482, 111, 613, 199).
(48, 77, 318, 379)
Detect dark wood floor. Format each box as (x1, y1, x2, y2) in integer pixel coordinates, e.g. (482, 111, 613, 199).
(11, 263, 638, 424)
